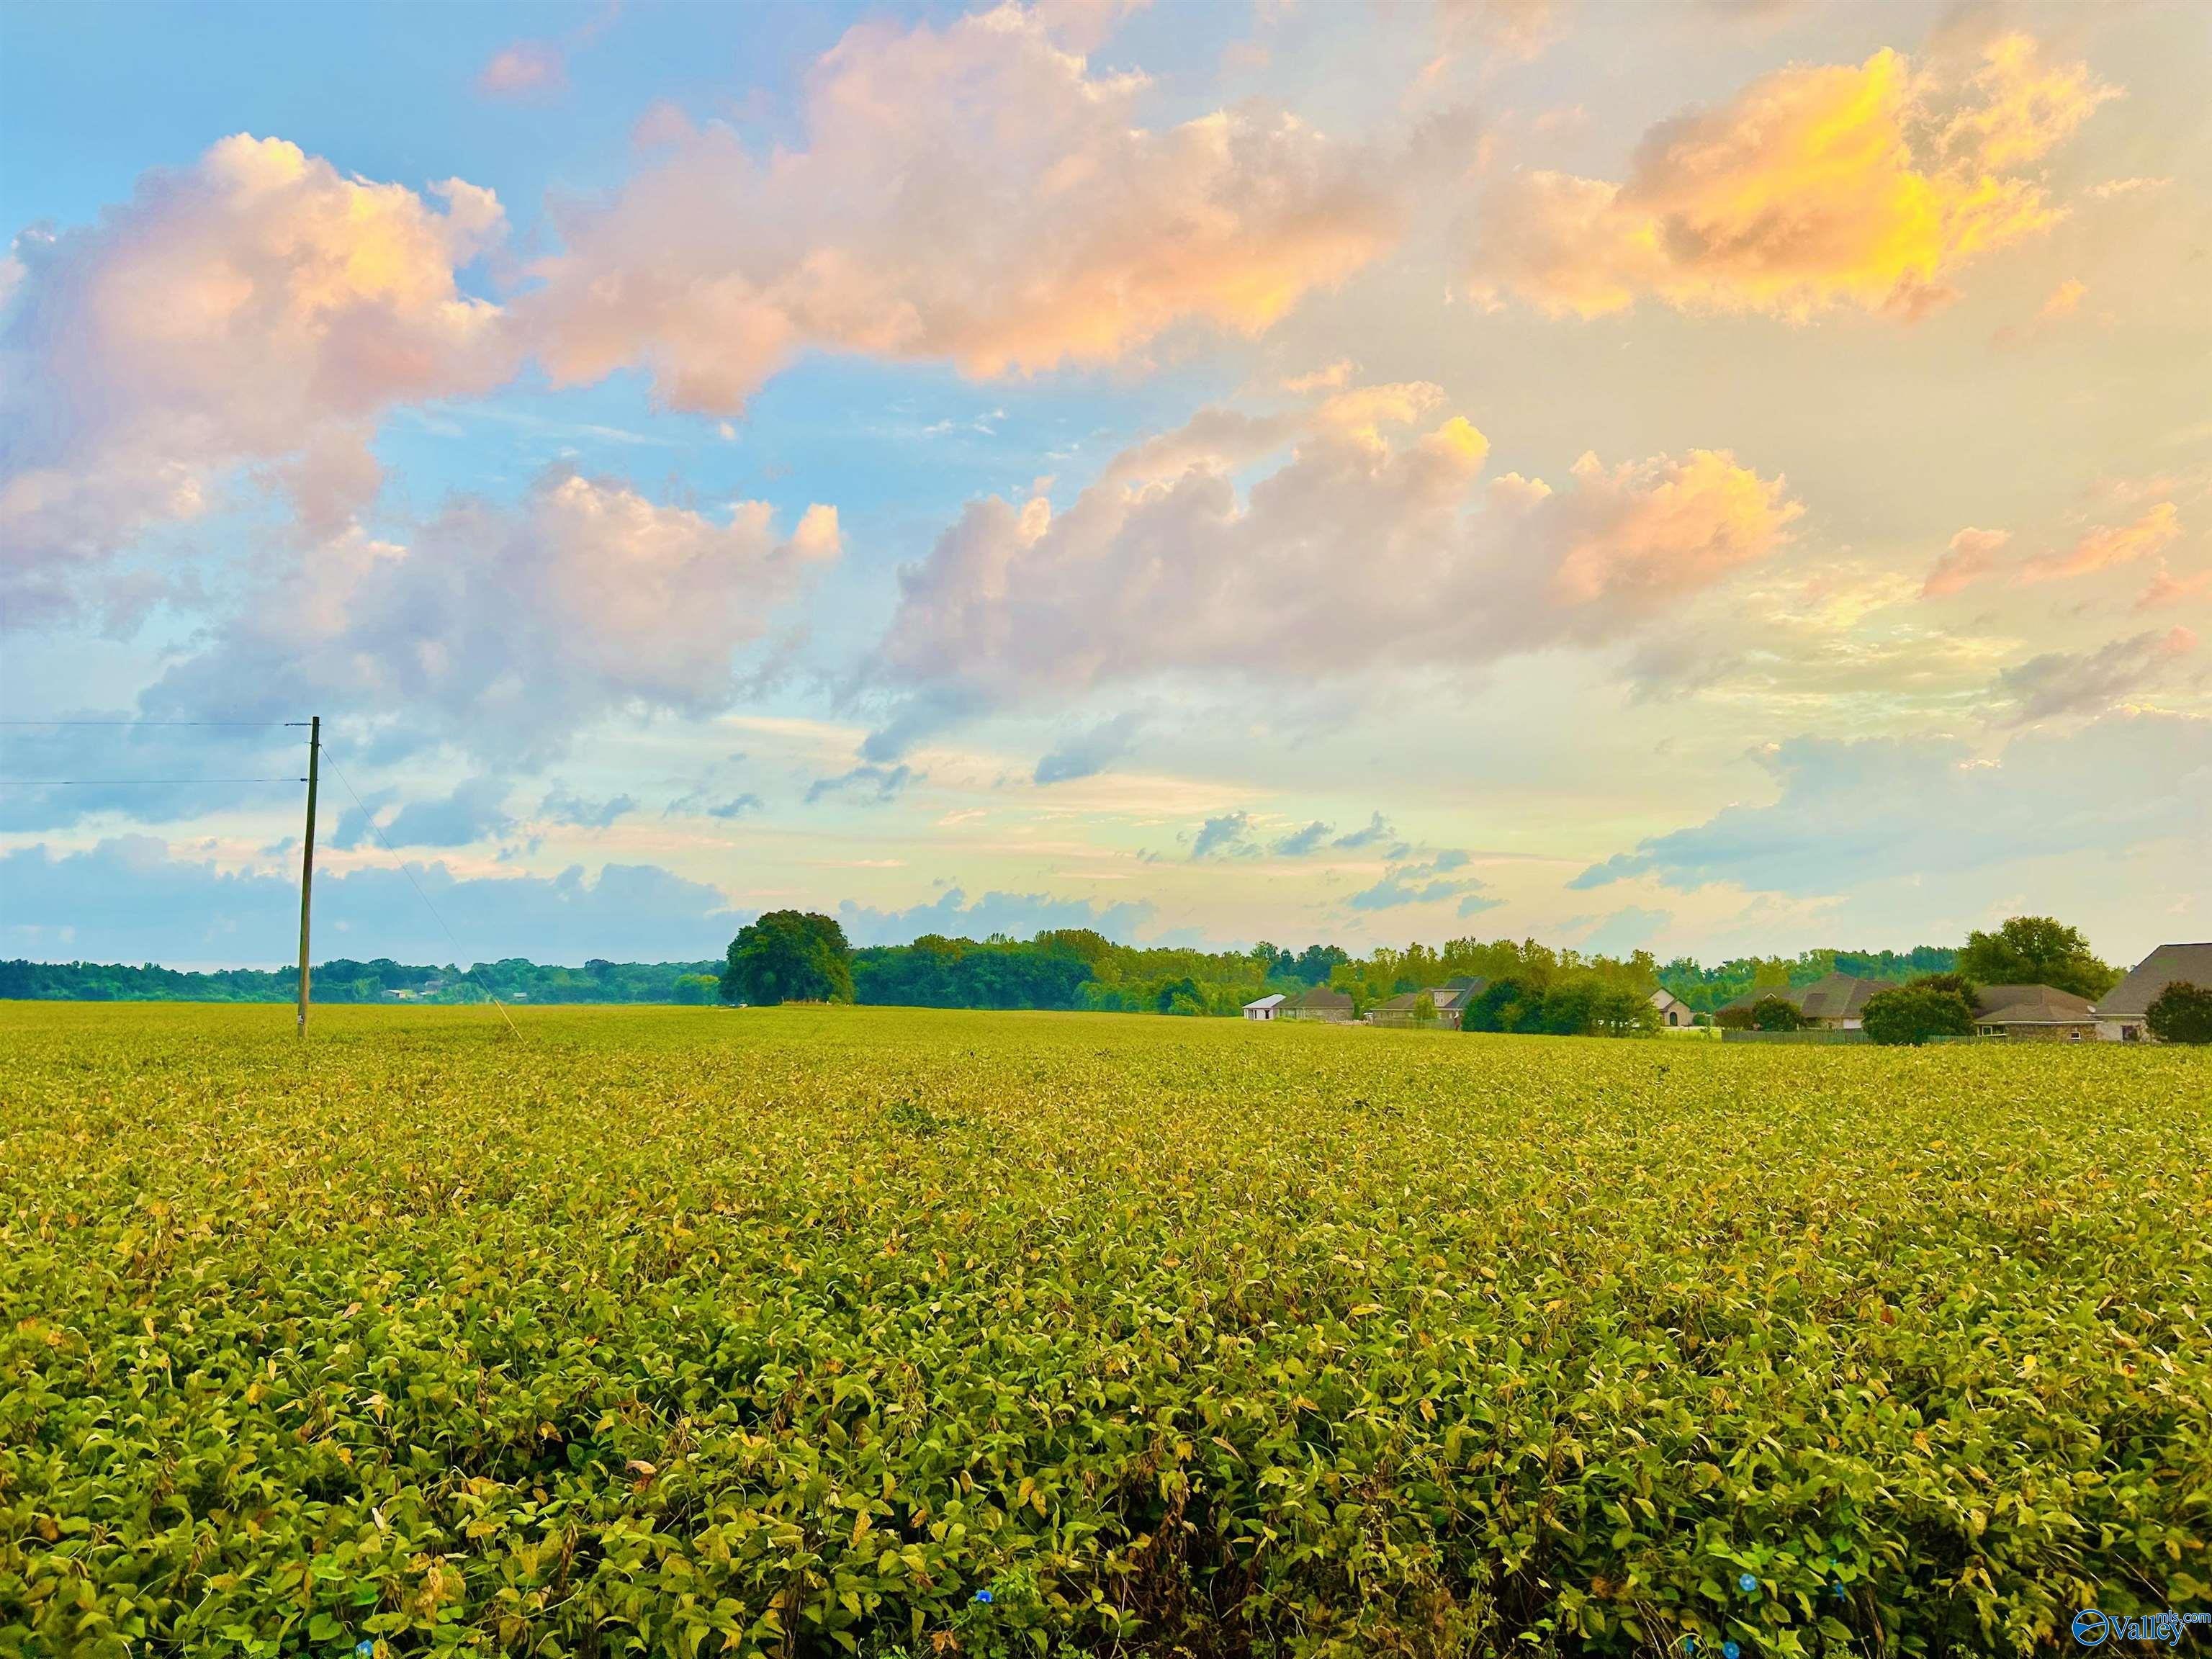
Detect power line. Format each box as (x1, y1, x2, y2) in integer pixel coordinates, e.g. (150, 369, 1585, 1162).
(325, 757, 519, 1039)
(0, 719, 307, 727)
(0, 777, 308, 786)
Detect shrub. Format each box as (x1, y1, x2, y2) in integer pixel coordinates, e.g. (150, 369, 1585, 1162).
(1862, 984, 1977, 1046)
(2146, 980, 2212, 1044)
(1749, 995, 1806, 1032)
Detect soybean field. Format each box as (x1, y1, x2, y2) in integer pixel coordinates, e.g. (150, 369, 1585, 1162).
(3, 1003, 2207, 1658)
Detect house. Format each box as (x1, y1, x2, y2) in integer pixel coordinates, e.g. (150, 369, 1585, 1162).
(1971, 984, 2098, 1041)
(1432, 981, 1485, 1023)
(1650, 987, 1696, 1028)
(1242, 994, 1287, 1022)
(1718, 972, 1887, 1030)
(1368, 986, 1470, 1028)
(2092, 942, 2212, 1041)
(1280, 985, 1354, 1022)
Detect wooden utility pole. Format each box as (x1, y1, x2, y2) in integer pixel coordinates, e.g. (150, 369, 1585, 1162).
(297, 716, 320, 1038)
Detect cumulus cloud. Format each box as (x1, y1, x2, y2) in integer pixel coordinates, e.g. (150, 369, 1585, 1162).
(334, 775, 518, 850)
(0, 836, 742, 966)
(1190, 811, 1258, 860)
(1572, 713, 2212, 898)
(806, 763, 916, 804)
(1921, 505, 2185, 596)
(1923, 526, 2012, 598)
(1346, 850, 1493, 914)
(868, 382, 1798, 745)
(2022, 503, 2182, 583)
(144, 468, 840, 765)
(522, 4, 1393, 411)
(1272, 820, 1334, 857)
(2138, 567, 2212, 611)
(1330, 811, 1398, 850)
(663, 788, 763, 821)
(1469, 34, 2112, 320)
(539, 787, 639, 829)
(1, 135, 513, 619)
(1034, 711, 1145, 784)
(1992, 626, 2196, 725)
(478, 41, 567, 97)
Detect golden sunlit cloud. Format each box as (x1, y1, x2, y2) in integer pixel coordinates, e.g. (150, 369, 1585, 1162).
(1469, 33, 2113, 321)
(1, 134, 513, 618)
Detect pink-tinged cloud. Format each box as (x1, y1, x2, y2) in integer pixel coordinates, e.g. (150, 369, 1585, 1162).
(1469, 34, 2113, 320)
(2023, 502, 2182, 582)
(867, 382, 1799, 745)
(149, 470, 839, 763)
(523, 4, 1395, 413)
(1, 134, 513, 619)
(2138, 565, 2212, 611)
(477, 40, 566, 98)
(1923, 526, 2012, 598)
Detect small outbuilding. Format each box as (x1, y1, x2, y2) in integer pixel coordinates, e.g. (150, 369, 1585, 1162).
(2092, 942, 2212, 1041)
(1242, 994, 1287, 1021)
(1650, 987, 1696, 1028)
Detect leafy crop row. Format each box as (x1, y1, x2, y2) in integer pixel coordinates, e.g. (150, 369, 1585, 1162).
(3, 1004, 2207, 1656)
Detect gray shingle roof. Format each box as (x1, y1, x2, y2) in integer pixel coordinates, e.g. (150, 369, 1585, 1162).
(1721, 973, 1890, 1019)
(1974, 984, 2097, 1025)
(2095, 943, 2212, 1018)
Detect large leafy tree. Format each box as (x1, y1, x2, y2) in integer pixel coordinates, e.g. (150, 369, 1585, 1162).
(1862, 984, 1976, 1046)
(721, 911, 853, 1006)
(1958, 917, 2118, 999)
(2146, 982, 2212, 1045)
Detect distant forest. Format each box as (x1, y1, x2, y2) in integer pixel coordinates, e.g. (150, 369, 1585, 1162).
(1, 938, 1958, 1015)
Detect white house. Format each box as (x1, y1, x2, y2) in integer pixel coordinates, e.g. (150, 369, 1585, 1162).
(1243, 994, 1287, 1021)
(1650, 987, 1696, 1028)
(2093, 942, 2212, 1040)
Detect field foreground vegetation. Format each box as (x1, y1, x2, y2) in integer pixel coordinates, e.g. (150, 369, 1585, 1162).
(3, 1004, 2208, 1658)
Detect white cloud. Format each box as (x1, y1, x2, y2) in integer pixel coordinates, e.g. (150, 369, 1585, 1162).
(869, 383, 1798, 745)
(523, 4, 1394, 412)
(1, 135, 513, 619)
(145, 469, 840, 765)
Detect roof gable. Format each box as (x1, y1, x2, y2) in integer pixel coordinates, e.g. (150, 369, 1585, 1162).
(2096, 943, 2212, 1017)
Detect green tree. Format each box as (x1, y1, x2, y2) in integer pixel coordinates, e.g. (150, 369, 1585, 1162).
(2146, 981, 2212, 1045)
(1861, 984, 1975, 1046)
(1908, 971, 1979, 1004)
(671, 973, 720, 1005)
(1958, 917, 2118, 999)
(1464, 978, 1537, 1033)
(1749, 996, 1806, 1032)
(1591, 986, 1661, 1037)
(1411, 992, 1438, 1028)
(721, 912, 853, 1006)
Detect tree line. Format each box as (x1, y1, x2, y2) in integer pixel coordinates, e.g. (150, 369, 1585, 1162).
(0, 956, 722, 1005)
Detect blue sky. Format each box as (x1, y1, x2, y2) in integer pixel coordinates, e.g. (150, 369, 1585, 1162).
(3, 0, 2207, 968)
